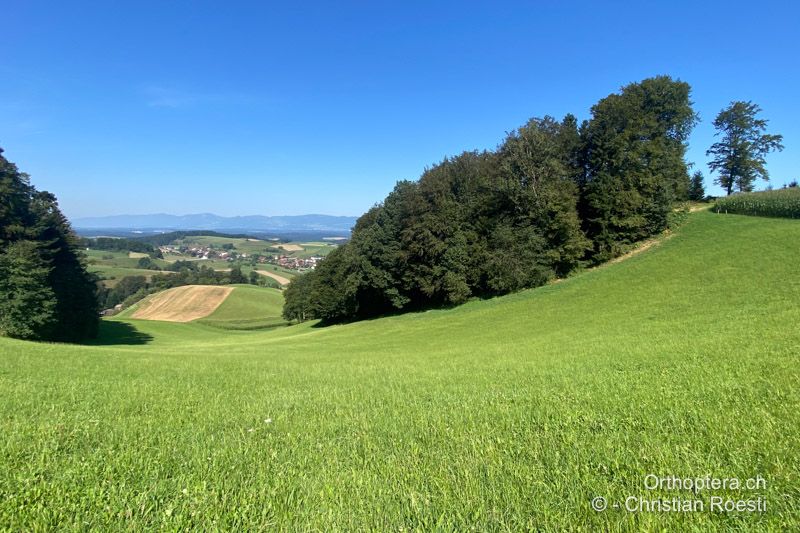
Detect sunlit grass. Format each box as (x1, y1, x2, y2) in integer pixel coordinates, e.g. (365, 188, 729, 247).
(1, 211, 798, 530)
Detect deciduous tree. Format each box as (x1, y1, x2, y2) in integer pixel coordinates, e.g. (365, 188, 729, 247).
(706, 101, 784, 195)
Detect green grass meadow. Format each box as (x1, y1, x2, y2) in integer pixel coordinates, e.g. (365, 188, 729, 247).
(197, 285, 288, 330)
(1, 211, 798, 529)
(175, 235, 338, 259)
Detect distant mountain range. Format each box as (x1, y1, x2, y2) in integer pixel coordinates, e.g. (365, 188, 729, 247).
(73, 213, 358, 233)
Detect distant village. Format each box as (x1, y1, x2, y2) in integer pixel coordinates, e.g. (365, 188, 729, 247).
(158, 244, 323, 271)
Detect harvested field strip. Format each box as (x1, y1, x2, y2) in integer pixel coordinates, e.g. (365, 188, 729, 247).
(256, 270, 291, 285)
(130, 285, 234, 322)
(276, 244, 304, 251)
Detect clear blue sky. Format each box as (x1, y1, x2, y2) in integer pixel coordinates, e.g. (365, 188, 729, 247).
(2, 0, 798, 219)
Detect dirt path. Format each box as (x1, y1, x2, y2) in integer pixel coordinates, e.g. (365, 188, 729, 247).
(255, 270, 291, 286)
(606, 233, 673, 265)
(131, 285, 234, 322)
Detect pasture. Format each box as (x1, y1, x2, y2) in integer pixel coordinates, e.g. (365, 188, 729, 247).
(1, 211, 798, 530)
(255, 269, 292, 286)
(85, 250, 170, 288)
(198, 285, 287, 330)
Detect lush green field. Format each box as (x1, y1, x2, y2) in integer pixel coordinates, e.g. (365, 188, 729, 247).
(176, 235, 279, 256)
(714, 187, 800, 219)
(162, 255, 297, 280)
(89, 266, 174, 288)
(1, 211, 798, 530)
(85, 250, 172, 287)
(176, 235, 338, 259)
(292, 241, 339, 259)
(197, 285, 288, 330)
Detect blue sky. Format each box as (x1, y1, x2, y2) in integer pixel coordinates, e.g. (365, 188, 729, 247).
(2, 0, 798, 219)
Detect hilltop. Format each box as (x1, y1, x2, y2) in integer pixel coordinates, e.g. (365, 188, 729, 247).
(2, 210, 798, 529)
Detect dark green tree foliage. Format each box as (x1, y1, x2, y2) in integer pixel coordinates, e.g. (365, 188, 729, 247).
(581, 76, 698, 260)
(284, 76, 701, 323)
(229, 266, 247, 284)
(284, 117, 590, 323)
(706, 101, 784, 195)
(282, 272, 315, 322)
(688, 171, 705, 201)
(103, 276, 148, 309)
(79, 237, 160, 257)
(0, 149, 99, 341)
(0, 240, 57, 339)
(136, 256, 161, 270)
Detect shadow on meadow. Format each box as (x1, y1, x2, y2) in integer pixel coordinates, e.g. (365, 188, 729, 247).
(85, 320, 154, 346)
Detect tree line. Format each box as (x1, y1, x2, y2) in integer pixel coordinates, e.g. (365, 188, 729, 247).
(1, 75, 785, 340)
(283, 76, 783, 324)
(0, 149, 99, 341)
(77, 236, 163, 258)
(133, 230, 263, 247)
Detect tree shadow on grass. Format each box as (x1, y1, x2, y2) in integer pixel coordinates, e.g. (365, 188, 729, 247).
(84, 320, 154, 346)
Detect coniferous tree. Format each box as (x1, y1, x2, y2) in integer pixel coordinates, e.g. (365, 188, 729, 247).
(229, 265, 247, 284)
(688, 171, 705, 201)
(0, 240, 57, 340)
(0, 148, 99, 342)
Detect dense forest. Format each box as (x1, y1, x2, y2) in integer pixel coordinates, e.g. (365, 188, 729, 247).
(0, 148, 99, 341)
(283, 76, 699, 323)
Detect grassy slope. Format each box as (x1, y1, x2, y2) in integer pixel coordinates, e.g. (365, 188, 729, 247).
(197, 285, 287, 330)
(1, 211, 798, 530)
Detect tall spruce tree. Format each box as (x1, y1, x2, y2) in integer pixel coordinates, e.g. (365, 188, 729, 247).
(0, 148, 99, 342)
(688, 171, 705, 201)
(0, 240, 57, 340)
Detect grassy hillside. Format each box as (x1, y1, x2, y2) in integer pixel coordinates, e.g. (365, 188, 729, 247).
(197, 285, 287, 330)
(1, 211, 798, 530)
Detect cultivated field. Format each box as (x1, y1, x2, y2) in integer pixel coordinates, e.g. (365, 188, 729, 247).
(275, 243, 304, 252)
(255, 269, 291, 286)
(714, 187, 800, 219)
(198, 285, 287, 330)
(129, 285, 234, 322)
(85, 250, 171, 288)
(1, 211, 798, 530)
